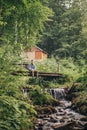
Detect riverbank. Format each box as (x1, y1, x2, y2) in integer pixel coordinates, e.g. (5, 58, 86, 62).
(66, 83, 87, 116)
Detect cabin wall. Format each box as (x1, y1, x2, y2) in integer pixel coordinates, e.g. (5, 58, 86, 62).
(35, 51, 42, 59)
(20, 51, 35, 61)
(20, 46, 47, 61)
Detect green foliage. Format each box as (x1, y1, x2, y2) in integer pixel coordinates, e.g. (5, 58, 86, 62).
(35, 58, 84, 83)
(0, 95, 36, 130)
(0, 1, 53, 128)
(77, 76, 87, 88)
(75, 59, 87, 88)
(72, 91, 87, 115)
(0, 0, 87, 126)
(0, 45, 37, 129)
(28, 85, 54, 105)
(36, 58, 58, 73)
(0, 70, 36, 130)
(0, 0, 53, 48)
(38, 0, 87, 61)
(70, 58, 87, 115)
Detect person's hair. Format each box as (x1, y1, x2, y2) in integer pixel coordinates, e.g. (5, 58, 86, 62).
(31, 60, 34, 64)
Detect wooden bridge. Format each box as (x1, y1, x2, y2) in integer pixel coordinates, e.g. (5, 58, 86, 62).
(11, 70, 63, 78)
(12, 63, 63, 78)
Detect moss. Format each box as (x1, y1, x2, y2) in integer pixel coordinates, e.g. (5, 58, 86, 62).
(72, 91, 87, 115)
(79, 105, 87, 115)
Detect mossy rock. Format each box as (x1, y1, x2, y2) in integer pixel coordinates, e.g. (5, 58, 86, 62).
(79, 105, 87, 116)
(35, 105, 57, 114)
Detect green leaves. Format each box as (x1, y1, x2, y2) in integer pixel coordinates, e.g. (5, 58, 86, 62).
(0, 96, 20, 130)
(39, 0, 87, 61)
(0, 0, 53, 49)
(0, 94, 36, 129)
(0, 46, 36, 130)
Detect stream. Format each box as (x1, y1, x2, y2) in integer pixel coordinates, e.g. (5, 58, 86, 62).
(35, 88, 87, 130)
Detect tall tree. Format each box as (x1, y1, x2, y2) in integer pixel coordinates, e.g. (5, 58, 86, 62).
(38, 0, 83, 59)
(0, 0, 53, 129)
(78, 0, 87, 59)
(0, 0, 53, 49)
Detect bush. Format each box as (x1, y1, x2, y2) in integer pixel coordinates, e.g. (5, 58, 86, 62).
(28, 86, 54, 105)
(0, 95, 36, 130)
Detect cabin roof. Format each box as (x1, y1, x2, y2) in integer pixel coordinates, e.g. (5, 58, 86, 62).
(35, 45, 47, 54)
(24, 45, 47, 54)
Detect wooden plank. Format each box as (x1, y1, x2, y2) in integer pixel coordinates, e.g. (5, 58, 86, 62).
(39, 73, 62, 77)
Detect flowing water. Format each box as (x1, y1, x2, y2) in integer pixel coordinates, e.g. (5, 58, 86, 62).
(35, 88, 87, 130)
